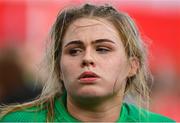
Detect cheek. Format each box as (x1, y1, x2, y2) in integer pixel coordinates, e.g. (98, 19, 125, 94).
(60, 57, 71, 80)
(103, 58, 129, 94)
(101, 56, 129, 82)
(103, 55, 127, 71)
(60, 59, 74, 91)
(60, 57, 80, 81)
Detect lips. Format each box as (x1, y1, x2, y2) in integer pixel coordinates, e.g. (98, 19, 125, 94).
(78, 71, 100, 83)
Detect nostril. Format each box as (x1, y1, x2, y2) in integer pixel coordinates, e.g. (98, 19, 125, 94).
(82, 60, 95, 67)
(90, 62, 94, 66)
(82, 62, 87, 66)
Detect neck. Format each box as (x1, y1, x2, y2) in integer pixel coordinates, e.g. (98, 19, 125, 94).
(67, 93, 124, 122)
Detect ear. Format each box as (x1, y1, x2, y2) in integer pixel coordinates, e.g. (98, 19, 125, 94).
(128, 57, 140, 77)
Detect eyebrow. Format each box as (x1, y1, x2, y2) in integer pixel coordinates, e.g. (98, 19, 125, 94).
(93, 39, 115, 44)
(64, 40, 83, 47)
(64, 39, 115, 47)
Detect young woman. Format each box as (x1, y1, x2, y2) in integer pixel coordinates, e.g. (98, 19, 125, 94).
(0, 3, 174, 122)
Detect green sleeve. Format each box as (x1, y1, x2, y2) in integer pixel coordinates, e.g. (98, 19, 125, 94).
(123, 103, 175, 122)
(0, 107, 47, 122)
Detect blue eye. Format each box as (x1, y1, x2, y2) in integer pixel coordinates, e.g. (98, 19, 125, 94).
(69, 48, 82, 56)
(96, 47, 110, 54)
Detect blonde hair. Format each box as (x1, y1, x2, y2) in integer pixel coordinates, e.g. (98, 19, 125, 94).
(0, 3, 152, 122)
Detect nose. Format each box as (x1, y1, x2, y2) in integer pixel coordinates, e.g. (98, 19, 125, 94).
(81, 48, 95, 67)
(82, 59, 95, 67)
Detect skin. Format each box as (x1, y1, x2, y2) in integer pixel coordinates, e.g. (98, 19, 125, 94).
(60, 18, 138, 121)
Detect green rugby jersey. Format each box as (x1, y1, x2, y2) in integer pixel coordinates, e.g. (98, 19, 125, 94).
(0, 94, 175, 122)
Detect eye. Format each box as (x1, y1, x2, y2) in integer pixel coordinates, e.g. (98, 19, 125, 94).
(69, 48, 82, 56)
(96, 47, 111, 54)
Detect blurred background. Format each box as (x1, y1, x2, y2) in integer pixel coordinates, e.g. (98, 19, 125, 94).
(0, 0, 180, 121)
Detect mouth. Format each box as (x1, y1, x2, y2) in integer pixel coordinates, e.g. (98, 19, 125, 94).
(78, 71, 100, 83)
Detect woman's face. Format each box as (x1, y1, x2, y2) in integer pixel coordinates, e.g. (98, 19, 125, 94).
(60, 18, 133, 101)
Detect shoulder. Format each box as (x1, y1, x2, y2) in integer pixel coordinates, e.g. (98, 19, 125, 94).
(0, 104, 47, 122)
(123, 103, 175, 122)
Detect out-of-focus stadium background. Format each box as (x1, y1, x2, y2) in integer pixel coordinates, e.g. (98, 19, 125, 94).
(0, 0, 180, 121)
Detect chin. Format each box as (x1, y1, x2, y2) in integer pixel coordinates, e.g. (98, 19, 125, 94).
(69, 85, 112, 100)
(75, 88, 110, 100)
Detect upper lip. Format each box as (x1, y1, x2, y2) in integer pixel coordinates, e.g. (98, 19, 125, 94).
(78, 71, 100, 79)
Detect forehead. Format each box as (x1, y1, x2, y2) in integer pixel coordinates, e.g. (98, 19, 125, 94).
(63, 18, 121, 42)
(70, 18, 117, 33)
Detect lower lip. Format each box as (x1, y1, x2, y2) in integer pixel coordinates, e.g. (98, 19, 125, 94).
(79, 77, 98, 83)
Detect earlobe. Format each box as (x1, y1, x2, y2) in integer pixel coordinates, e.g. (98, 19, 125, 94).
(128, 57, 140, 77)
